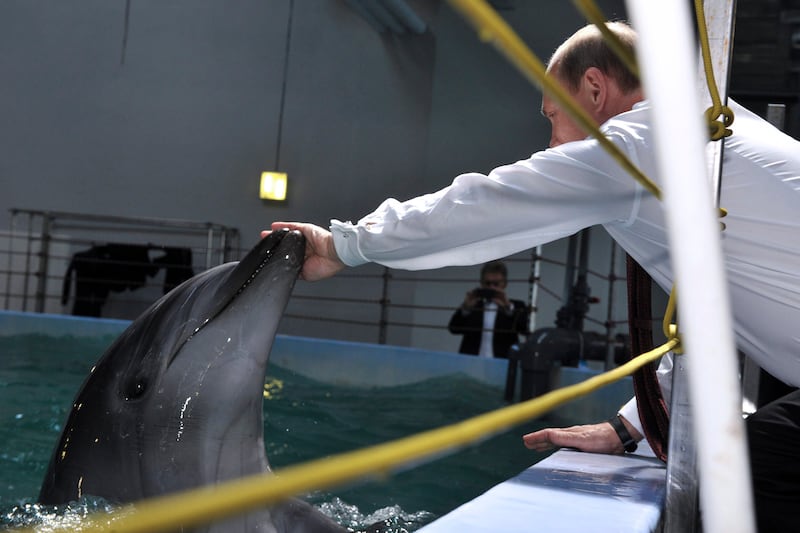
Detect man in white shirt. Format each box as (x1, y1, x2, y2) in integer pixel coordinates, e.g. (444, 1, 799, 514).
(266, 22, 800, 532)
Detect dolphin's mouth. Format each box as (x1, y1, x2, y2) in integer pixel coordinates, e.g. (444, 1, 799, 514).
(167, 229, 302, 367)
(232, 248, 273, 298)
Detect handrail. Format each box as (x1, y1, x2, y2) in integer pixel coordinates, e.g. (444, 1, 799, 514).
(1, 235, 632, 368)
(9, 208, 235, 232)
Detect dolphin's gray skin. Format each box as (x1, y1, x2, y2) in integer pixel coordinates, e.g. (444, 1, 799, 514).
(39, 229, 345, 532)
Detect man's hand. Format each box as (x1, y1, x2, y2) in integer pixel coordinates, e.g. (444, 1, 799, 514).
(522, 417, 642, 455)
(262, 222, 345, 282)
(491, 287, 511, 309)
(461, 289, 482, 310)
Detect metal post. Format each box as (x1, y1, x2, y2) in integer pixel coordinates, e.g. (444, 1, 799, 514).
(702, 0, 738, 206)
(378, 267, 391, 344)
(766, 103, 786, 130)
(574, 228, 591, 332)
(561, 234, 578, 306)
(21, 212, 35, 312)
(663, 354, 700, 532)
(527, 245, 542, 334)
(604, 240, 618, 370)
(4, 210, 18, 310)
(205, 226, 214, 269)
(218, 229, 227, 264)
(34, 214, 52, 313)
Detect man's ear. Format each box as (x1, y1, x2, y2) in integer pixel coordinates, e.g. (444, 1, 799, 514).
(581, 66, 608, 112)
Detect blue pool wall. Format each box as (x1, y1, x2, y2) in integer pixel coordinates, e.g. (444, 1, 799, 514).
(0, 310, 633, 423)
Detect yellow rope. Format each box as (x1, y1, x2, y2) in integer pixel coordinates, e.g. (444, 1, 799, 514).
(27, 338, 679, 533)
(662, 285, 683, 355)
(446, 0, 662, 200)
(694, 0, 734, 140)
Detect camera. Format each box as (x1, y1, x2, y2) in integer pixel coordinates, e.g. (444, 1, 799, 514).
(474, 288, 498, 300)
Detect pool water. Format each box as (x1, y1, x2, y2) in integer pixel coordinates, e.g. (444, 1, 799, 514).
(0, 333, 550, 532)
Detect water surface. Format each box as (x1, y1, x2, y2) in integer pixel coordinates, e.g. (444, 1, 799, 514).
(0, 333, 549, 531)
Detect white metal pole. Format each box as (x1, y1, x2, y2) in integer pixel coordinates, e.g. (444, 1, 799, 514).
(624, 1, 755, 532)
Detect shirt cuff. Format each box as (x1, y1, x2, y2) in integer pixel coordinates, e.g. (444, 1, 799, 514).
(330, 219, 369, 267)
(617, 396, 644, 437)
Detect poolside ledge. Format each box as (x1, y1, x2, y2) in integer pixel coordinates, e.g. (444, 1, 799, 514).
(419, 449, 666, 533)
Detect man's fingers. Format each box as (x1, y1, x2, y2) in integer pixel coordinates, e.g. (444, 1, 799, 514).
(523, 423, 626, 455)
(522, 429, 556, 451)
(271, 221, 304, 232)
(262, 221, 299, 238)
(522, 427, 585, 452)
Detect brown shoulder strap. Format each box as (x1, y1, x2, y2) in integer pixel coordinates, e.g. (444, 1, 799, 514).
(626, 255, 670, 462)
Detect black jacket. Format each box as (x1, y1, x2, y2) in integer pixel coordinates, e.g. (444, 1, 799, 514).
(448, 299, 529, 358)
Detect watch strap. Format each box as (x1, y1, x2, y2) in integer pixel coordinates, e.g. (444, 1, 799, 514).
(608, 415, 638, 453)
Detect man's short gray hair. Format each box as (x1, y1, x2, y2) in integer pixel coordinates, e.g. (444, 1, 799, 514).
(547, 22, 639, 94)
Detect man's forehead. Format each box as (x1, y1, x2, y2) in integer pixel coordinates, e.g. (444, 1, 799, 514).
(541, 66, 566, 115)
(540, 95, 555, 116)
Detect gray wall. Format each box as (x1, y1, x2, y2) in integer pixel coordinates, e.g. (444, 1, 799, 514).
(0, 0, 634, 352)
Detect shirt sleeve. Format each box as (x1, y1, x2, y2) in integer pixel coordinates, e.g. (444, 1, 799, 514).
(618, 352, 675, 437)
(330, 138, 642, 270)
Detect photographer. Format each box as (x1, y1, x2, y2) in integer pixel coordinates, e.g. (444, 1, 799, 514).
(447, 261, 529, 358)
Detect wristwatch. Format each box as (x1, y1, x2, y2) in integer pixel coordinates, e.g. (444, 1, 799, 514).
(608, 414, 638, 453)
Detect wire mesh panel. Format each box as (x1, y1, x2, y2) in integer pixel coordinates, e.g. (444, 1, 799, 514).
(2, 209, 240, 319)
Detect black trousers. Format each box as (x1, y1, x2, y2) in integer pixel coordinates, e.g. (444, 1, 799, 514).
(747, 389, 800, 533)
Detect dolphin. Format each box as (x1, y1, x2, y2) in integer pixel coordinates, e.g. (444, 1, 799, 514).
(38, 229, 346, 532)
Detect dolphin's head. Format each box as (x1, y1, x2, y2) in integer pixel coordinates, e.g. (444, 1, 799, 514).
(39, 229, 306, 505)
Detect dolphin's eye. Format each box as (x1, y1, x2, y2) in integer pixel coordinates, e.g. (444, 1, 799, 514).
(123, 378, 148, 401)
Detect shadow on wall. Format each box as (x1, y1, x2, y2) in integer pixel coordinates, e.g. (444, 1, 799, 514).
(62, 244, 194, 317)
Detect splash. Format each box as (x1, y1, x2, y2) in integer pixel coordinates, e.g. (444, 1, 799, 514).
(318, 497, 435, 533)
(1, 497, 126, 532)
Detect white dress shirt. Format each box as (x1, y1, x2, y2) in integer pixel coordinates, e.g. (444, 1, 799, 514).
(478, 302, 498, 358)
(330, 99, 800, 436)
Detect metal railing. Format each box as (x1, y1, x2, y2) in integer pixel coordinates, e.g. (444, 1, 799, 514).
(2, 209, 240, 316)
(1, 208, 638, 366)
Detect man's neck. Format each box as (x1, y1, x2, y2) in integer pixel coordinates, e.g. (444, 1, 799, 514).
(610, 89, 645, 117)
